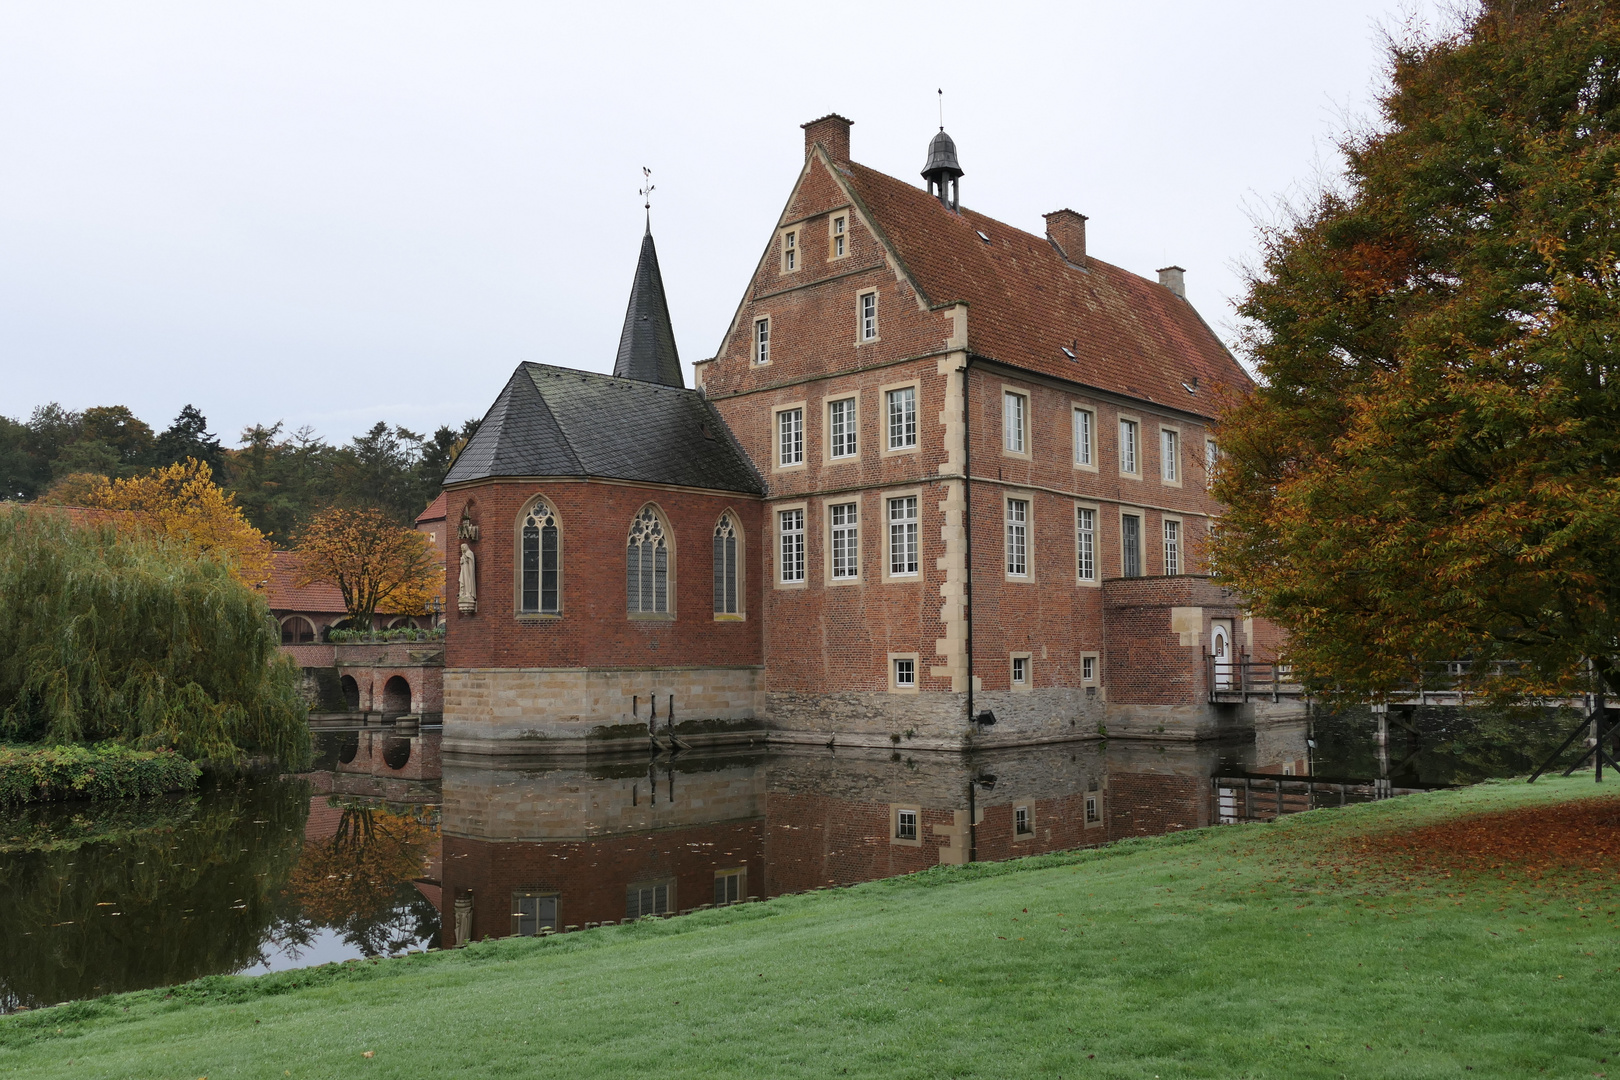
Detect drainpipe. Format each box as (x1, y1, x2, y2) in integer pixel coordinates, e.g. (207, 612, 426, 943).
(962, 356, 977, 863)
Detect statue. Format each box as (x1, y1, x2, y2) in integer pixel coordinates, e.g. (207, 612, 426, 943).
(454, 894, 473, 947)
(458, 542, 477, 614)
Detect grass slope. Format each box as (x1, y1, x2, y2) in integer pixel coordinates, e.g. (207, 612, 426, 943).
(3, 776, 1618, 1079)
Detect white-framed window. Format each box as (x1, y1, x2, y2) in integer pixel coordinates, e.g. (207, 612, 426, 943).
(714, 867, 746, 906)
(1120, 419, 1139, 474)
(888, 496, 919, 576)
(1121, 512, 1142, 578)
(1004, 391, 1027, 454)
(519, 498, 561, 614)
(754, 318, 770, 365)
(1006, 498, 1029, 577)
(828, 397, 857, 459)
(1011, 655, 1028, 685)
(1073, 407, 1094, 466)
(831, 214, 847, 258)
(859, 291, 878, 341)
(782, 230, 797, 272)
(895, 805, 919, 837)
(1163, 518, 1181, 576)
(779, 508, 805, 583)
(777, 407, 803, 466)
(627, 506, 671, 615)
(1206, 438, 1219, 487)
(1014, 805, 1033, 835)
(829, 502, 858, 580)
(713, 513, 740, 615)
(1076, 506, 1095, 582)
(1084, 795, 1100, 824)
(1082, 655, 1096, 682)
(1161, 429, 1180, 482)
(887, 387, 917, 450)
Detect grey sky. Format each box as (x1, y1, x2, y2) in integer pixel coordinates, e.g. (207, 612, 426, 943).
(0, 1, 1442, 446)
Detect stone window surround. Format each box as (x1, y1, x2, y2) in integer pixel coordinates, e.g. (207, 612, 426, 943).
(828, 210, 850, 261)
(712, 509, 747, 621)
(1071, 403, 1098, 471)
(856, 289, 879, 344)
(1000, 384, 1032, 460)
(627, 502, 676, 621)
(880, 379, 921, 457)
(1084, 792, 1104, 828)
(822, 495, 861, 587)
(888, 652, 920, 694)
(1073, 499, 1100, 588)
(771, 400, 807, 473)
(1118, 504, 1146, 580)
(773, 500, 808, 590)
(1009, 651, 1032, 693)
(753, 314, 772, 366)
(779, 227, 798, 275)
(514, 494, 564, 621)
(1117, 412, 1143, 479)
(882, 487, 924, 582)
(1162, 512, 1184, 577)
(823, 392, 861, 465)
(1159, 423, 1184, 488)
(890, 802, 923, 845)
(1003, 488, 1034, 583)
(1013, 804, 1036, 841)
(1080, 650, 1100, 685)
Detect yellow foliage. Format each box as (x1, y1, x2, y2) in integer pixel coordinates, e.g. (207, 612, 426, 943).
(296, 506, 441, 624)
(79, 459, 272, 589)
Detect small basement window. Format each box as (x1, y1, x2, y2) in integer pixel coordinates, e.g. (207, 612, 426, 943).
(1015, 806, 1033, 836)
(896, 808, 919, 841)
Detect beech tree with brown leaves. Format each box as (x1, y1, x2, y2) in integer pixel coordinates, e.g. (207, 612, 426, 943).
(1215, 1, 1620, 708)
(295, 506, 440, 628)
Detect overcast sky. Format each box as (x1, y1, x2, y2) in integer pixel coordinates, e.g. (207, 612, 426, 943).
(0, 1, 1448, 446)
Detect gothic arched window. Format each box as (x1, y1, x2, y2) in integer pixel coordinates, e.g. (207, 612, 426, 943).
(627, 506, 670, 614)
(713, 513, 740, 615)
(520, 498, 561, 614)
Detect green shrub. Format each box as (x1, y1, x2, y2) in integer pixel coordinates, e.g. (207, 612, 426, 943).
(328, 626, 444, 644)
(0, 507, 310, 767)
(0, 743, 200, 806)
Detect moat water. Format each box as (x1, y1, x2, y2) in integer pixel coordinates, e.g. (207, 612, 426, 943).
(0, 706, 1585, 1011)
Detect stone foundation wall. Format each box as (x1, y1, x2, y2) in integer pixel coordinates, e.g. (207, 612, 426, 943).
(443, 665, 765, 752)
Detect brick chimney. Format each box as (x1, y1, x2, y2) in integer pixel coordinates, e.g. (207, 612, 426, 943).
(1157, 266, 1186, 299)
(1044, 209, 1088, 267)
(802, 114, 853, 164)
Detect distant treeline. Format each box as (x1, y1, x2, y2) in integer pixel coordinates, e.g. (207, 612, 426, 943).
(0, 403, 479, 541)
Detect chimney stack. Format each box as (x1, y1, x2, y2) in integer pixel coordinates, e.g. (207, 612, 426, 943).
(1157, 266, 1186, 299)
(1044, 209, 1088, 267)
(802, 114, 853, 164)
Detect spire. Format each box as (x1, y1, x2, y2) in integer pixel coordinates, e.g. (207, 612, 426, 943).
(612, 228, 684, 387)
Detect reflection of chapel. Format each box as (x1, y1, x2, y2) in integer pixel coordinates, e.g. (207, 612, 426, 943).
(441, 114, 1294, 755)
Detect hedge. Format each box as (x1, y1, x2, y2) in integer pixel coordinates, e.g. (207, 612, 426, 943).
(0, 743, 201, 806)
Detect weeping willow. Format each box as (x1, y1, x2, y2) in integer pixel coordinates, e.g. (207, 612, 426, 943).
(0, 507, 309, 767)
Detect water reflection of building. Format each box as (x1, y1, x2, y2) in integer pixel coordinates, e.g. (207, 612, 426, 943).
(438, 722, 1308, 946)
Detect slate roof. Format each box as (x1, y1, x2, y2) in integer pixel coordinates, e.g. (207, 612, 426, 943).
(443, 362, 763, 494)
(612, 229, 684, 387)
(842, 162, 1250, 419)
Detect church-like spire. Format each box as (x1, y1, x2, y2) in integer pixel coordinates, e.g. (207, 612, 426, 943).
(612, 227, 684, 387)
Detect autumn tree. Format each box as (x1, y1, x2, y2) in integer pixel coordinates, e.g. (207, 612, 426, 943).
(76, 459, 272, 589)
(295, 506, 440, 627)
(1215, 1, 1620, 704)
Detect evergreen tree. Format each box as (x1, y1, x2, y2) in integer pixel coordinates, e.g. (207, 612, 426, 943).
(153, 405, 223, 472)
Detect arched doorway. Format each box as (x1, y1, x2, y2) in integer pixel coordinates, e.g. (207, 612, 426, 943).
(280, 616, 316, 644)
(1212, 621, 1234, 689)
(381, 676, 412, 717)
(340, 675, 360, 711)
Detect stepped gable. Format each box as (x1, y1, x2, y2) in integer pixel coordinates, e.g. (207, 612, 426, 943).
(443, 362, 762, 494)
(612, 228, 684, 387)
(841, 161, 1249, 418)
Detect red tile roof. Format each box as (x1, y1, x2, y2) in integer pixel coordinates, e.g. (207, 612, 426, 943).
(843, 162, 1250, 418)
(415, 492, 447, 525)
(267, 550, 350, 615)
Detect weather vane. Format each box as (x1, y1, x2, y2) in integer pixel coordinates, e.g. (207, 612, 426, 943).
(639, 166, 655, 229)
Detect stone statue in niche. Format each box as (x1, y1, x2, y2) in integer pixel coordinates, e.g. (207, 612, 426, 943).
(458, 542, 477, 614)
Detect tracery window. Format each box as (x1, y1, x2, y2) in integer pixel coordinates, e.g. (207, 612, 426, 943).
(627, 506, 670, 614)
(713, 513, 740, 615)
(519, 498, 561, 614)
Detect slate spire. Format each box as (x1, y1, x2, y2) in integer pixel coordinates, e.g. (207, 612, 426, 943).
(612, 226, 684, 387)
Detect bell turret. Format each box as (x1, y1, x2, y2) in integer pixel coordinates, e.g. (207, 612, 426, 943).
(921, 128, 963, 211)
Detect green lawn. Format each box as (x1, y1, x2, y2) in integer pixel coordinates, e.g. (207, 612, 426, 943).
(3, 776, 1618, 1079)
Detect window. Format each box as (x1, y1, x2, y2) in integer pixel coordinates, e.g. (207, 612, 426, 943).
(1082, 655, 1096, 682)
(713, 513, 739, 615)
(782, 230, 797, 272)
(1122, 513, 1142, 578)
(1206, 438, 1219, 487)
(1120, 419, 1139, 474)
(280, 617, 315, 645)
(512, 891, 557, 936)
(754, 318, 770, 365)
(714, 867, 746, 906)
(830, 502, 858, 579)
(1006, 498, 1029, 576)
(859, 292, 877, 341)
(626, 881, 672, 920)
(1074, 408, 1094, 466)
(886, 387, 917, 450)
(520, 499, 560, 614)
(893, 657, 915, 688)
(828, 397, 857, 459)
(1161, 429, 1179, 482)
(777, 407, 803, 466)
(1014, 806, 1032, 836)
(1085, 796, 1100, 824)
(1076, 507, 1095, 582)
(895, 807, 919, 840)
(627, 507, 670, 614)
(888, 496, 918, 576)
(1164, 519, 1181, 576)
(1003, 391, 1027, 454)
(831, 214, 847, 258)
(779, 508, 805, 583)
(1012, 655, 1028, 685)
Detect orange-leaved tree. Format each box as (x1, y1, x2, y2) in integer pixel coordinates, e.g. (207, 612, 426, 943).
(295, 506, 440, 628)
(76, 458, 271, 589)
